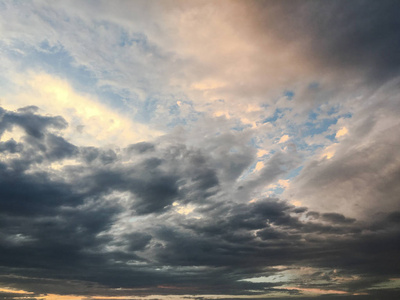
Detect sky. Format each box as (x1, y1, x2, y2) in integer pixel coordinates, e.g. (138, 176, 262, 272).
(0, 0, 400, 299)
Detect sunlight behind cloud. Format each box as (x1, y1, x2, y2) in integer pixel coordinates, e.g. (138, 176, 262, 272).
(3, 72, 161, 147)
(336, 127, 348, 138)
(278, 135, 290, 144)
(0, 126, 25, 142)
(0, 287, 33, 294)
(0, 1, 399, 299)
(257, 149, 268, 157)
(254, 161, 264, 172)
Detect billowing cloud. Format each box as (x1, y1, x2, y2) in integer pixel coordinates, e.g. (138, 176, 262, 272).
(0, 1, 399, 299)
(0, 105, 398, 300)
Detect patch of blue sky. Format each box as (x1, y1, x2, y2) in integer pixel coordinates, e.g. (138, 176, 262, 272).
(341, 112, 352, 119)
(325, 133, 336, 142)
(301, 117, 338, 138)
(295, 138, 325, 154)
(10, 40, 98, 95)
(168, 102, 181, 116)
(285, 166, 304, 181)
(327, 105, 340, 116)
(284, 130, 325, 159)
(166, 106, 189, 128)
(166, 117, 189, 128)
(139, 97, 201, 128)
(311, 103, 353, 119)
(262, 108, 287, 124)
(169, 97, 201, 122)
(249, 137, 260, 149)
(119, 30, 149, 51)
(117, 27, 171, 63)
(237, 161, 258, 181)
(301, 108, 352, 140)
(97, 86, 139, 111)
(308, 110, 319, 121)
(283, 90, 294, 100)
(135, 96, 160, 123)
(239, 150, 273, 179)
(267, 186, 285, 196)
(88, 20, 162, 59)
(230, 120, 253, 132)
(238, 149, 279, 181)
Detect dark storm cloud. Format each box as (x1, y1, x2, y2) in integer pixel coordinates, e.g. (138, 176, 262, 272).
(0, 168, 80, 216)
(126, 141, 155, 154)
(81, 167, 179, 215)
(321, 213, 356, 224)
(0, 139, 23, 153)
(75, 144, 220, 214)
(0, 106, 67, 139)
(45, 133, 78, 160)
(80, 146, 118, 165)
(0, 295, 37, 300)
(252, 0, 400, 83)
(304, 0, 400, 82)
(0, 106, 399, 299)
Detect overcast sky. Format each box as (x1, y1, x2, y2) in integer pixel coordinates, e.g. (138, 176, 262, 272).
(0, 1, 400, 299)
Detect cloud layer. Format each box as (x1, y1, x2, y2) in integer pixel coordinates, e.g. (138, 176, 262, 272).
(0, 1, 399, 299)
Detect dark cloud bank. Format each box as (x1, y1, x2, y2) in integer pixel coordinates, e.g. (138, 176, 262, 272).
(0, 105, 399, 299)
(251, 0, 400, 84)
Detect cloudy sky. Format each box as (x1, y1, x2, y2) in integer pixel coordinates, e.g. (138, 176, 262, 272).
(0, 0, 400, 299)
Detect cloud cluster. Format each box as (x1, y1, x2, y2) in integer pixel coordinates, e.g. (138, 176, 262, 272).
(0, 106, 399, 299)
(0, 1, 399, 299)
(285, 80, 400, 217)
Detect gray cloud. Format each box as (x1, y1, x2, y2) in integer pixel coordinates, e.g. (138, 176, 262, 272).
(0, 0, 399, 299)
(251, 0, 400, 84)
(0, 105, 398, 299)
(285, 81, 400, 218)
